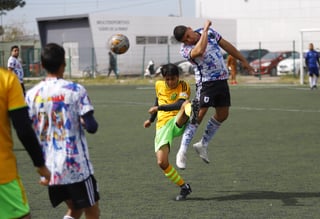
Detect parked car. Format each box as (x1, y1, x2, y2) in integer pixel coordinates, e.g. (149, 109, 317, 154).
(277, 53, 305, 76)
(175, 60, 195, 75)
(154, 60, 194, 77)
(144, 60, 156, 77)
(250, 51, 299, 76)
(238, 49, 269, 75)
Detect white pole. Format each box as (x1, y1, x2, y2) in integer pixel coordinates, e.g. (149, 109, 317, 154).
(179, 0, 183, 17)
(299, 31, 304, 85)
(299, 28, 320, 85)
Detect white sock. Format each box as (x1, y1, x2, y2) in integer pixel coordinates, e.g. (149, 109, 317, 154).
(312, 76, 315, 86)
(63, 216, 74, 219)
(313, 76, 318, 86)
(179, 123, 198, 153)
(201, 117, 221, 147)
(309, 76, 313, 88)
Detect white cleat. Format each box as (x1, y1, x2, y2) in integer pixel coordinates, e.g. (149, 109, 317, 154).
(176, 150, 187, 170)
(193, 141, 210, 163)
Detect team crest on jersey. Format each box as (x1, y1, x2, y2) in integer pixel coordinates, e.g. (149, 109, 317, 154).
(204, 96, 210, 103)
(171, 93, 177, 100)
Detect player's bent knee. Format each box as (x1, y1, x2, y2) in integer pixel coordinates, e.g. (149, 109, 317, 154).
(157, 161, 169, 170)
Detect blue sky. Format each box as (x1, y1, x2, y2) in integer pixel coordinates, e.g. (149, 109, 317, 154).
(2, 0, 195, 35)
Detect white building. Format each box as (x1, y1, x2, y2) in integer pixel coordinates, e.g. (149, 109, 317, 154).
(38, 14, 235, 76)
(196, 0, 320, 51)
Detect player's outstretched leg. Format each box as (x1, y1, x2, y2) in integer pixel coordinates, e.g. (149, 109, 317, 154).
(176, 99, 200, 170)
(193, 116, 222, 164)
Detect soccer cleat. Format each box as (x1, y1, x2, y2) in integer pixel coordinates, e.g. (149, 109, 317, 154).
(176, 150, 187, 170)
(176, 183, 192, 201)
(193, 141, 210, 163)
(190, 99, 199, 124)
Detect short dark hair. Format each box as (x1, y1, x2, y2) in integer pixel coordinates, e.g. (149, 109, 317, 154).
(161, 63, 180, 77)
(41, 43, 65, 74)
(11, 45, 19, 51)
(173, 25, 187, 42)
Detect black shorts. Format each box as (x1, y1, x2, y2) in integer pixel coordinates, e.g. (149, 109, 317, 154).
(48, 175, 100, 209)
(199, 80, 231, 108)
(308, 66, 319, 77)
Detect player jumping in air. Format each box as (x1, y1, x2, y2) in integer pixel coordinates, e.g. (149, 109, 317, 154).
(173, 20, 253, 169)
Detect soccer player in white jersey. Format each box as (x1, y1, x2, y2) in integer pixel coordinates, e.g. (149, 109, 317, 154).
(26, 43, 100, 219)
(8, 45, 25, 95)
(173, 20, 253, 169)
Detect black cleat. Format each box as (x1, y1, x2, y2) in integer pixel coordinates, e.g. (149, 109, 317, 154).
(176, 183, 192, 201)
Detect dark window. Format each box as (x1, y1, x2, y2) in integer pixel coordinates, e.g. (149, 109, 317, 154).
(157, 36, 168, 44)
(136, 36, 146, 44)
(147, 36, 157, 44)
(136, 36, 169, 45)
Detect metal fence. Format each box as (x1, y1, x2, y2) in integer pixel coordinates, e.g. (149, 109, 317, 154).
(1, 39, 319, 78)
(0, 47, 45, 77)
(62, 44, 182, 78)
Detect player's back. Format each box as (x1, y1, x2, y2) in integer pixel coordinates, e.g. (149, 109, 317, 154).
(26, 78, 95, 184)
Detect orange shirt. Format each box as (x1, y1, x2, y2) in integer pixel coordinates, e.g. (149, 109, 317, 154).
(0, 68, 26, 183)
(227, 55, 237, 71)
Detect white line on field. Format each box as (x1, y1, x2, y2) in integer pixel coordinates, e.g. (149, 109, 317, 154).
(233, 106, 320, 113)
(95, 100, 320, 113)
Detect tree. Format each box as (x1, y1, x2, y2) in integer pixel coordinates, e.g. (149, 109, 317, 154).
(0, 1, 26, 38)
(2, 24, 26, 41)
(0, 0, 26, 11)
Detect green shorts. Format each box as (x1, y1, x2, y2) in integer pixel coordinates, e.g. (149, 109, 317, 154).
(0, 177, 30, 219)
(154, 116, 186, 152)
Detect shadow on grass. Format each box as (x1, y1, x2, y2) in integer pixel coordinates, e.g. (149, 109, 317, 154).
(188, 191, 320, 206)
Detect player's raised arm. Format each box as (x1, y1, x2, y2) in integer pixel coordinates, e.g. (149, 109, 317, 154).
(219, 38, 254, 74)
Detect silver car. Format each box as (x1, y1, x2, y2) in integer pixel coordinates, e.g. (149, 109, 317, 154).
(277, 53, 305, 76)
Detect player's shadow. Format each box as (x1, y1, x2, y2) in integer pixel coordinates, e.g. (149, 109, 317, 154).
(189, 191, 320, 206)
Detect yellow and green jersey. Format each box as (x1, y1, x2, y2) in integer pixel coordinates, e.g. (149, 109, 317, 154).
(155, 80, 190, 130)
(0, 68, 26, 183)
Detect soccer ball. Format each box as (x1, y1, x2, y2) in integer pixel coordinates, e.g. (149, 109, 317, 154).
(108, 34, 130, 55)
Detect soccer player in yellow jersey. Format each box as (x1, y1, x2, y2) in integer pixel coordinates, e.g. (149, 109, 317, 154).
(143, 63, 197, 201)
(0, 68, 50, 219)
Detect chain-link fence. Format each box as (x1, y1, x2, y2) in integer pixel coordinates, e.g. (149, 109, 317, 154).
(2, 38, 320, 78)
(0, 42, 45, 77)
(62, 44, 182, 78)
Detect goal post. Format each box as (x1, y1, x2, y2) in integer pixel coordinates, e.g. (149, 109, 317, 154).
(299, 28, 320, 85)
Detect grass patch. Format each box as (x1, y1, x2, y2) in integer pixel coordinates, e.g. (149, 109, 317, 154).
(15, 84, 320, 218)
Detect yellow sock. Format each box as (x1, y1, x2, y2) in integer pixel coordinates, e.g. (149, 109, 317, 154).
(164, 164, 185, 186)
(184, 102, 191, 117)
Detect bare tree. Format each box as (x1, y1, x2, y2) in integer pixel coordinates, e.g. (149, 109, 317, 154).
(2, 24, 26, 41)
